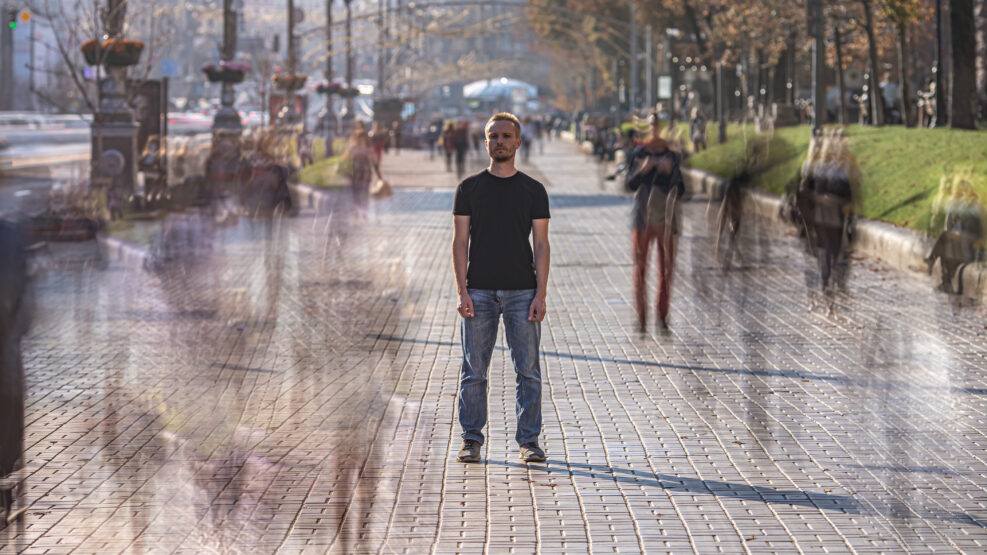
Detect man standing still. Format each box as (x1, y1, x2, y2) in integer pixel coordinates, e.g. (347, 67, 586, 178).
(452, 112, 551, 463)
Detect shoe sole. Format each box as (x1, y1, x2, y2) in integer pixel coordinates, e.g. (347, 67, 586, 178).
(458, 455, 480, 463)
(521, 454, 546, 463)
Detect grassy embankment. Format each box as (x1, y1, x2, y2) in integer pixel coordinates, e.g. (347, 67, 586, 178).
(293, 137, 349, 189)
(674, 123, 987, 234)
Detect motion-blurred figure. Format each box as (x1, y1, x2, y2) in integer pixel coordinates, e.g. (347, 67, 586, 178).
(797, 129, 860, 311)
(297, 132, 314, 167)
(714, 133, 789, 268)
(690, 108, 708, 152)
(243, 133, 293, 217)
(454, 121, 470, 178)
(442, 121, 456, 172)
(0, 217, 29, 527)
(343, 125, 383, 212)
(926, 173, 986, 294)
(714, 149, 754, 268)
(370, 122, 388, 165)
(389, 121, 402, 155)
(626, 113, 685, 332)
(426, 118, 442, 161)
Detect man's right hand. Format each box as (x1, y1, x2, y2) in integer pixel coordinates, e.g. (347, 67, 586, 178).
(458, 292, 474, 318)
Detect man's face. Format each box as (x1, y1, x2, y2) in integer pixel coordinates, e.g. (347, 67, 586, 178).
(485, 120, 521, 162)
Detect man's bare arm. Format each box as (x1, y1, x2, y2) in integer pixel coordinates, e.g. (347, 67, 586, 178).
(529, 218, 550, 322)
(453, 215, 473, 317)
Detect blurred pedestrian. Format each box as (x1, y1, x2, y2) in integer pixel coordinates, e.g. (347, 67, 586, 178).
(297, 132, 314, 167)
(454, 120, 470, 179)
(390, 121, 402, 155)
(470, 118, 483, 159)
(926, 176, 986, 294)
(626, 112, 685, 332)
(244, 133, 293, 216)
(917, 78, 936, 128)
(0, 217, 29, 525)
(801, 129, 859, 310)
(342, 125, 383, 212)
(370, 122, 388, 165)
(442, 121, 456, 172)
(427, 118, 442, 161)
(452, 112, 551, 464)
(690, 108, 707, 152)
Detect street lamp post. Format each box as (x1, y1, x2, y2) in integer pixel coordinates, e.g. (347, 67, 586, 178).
(91, 0, 139, 206)
(808, 0, 825, 135)
(325, 0, 335, 156)
(284, 0, 298, 128)
(628, 1, 637, 114)
(932, 0, 946, 127)
(344, 0, 354, 127)
(645, 24, 653, 112)
(213, 0, 243, 135)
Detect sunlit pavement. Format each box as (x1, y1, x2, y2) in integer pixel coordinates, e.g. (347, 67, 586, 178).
(4, 138, 987, 554)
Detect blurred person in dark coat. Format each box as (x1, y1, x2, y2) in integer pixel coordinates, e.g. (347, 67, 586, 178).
(625, 113, 685, 332)
(0, 217, 30, 523)
(926, 177, 986, 294)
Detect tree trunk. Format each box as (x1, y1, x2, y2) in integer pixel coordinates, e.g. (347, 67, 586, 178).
(861, 0, 885, 125)
(681, 0, 709, 61)
(717, 61, 727, 143)
(835, 23, 848, 125)
(897, 23, 915, 127)
(976, 0, 986, 116)
(951, 0, 977, 128)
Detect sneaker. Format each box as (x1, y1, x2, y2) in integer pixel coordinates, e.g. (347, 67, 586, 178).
(519, 443, 546, 463)
(457, 439, 481, 463)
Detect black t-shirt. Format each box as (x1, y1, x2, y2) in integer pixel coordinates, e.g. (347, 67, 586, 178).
(453, 170, 550, 290)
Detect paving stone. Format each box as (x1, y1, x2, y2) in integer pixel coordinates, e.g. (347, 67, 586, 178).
(5, 138, 987, 553)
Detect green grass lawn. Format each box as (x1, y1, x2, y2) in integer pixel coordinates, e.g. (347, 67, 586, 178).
(680, 124, 987, 234)
(295, 138, 350, 190)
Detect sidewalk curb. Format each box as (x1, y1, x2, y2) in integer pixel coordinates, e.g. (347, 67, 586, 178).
(290, 182, 342, 212)
(96, 233, 148, 269)
(93, 185, 338, 272)
(682, 167, 987, 301)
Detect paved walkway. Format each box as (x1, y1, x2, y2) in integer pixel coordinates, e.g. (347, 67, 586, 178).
(4, 138, 987, 554)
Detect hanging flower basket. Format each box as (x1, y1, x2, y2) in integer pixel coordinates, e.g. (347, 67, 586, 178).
(316, 81, 343, 95)
(101, 38, 145, 67)
(272, 74, 307, 91)
(202, 61, 250, 83)
(80, 39, 102, 66)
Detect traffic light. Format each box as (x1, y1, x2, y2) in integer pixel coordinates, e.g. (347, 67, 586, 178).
(7, 8, 17, 30)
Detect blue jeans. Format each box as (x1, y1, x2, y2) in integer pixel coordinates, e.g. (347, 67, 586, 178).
(459, 289, 542, 446)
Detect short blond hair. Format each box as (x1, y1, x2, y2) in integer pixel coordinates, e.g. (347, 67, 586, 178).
(485, 112, 522, 139)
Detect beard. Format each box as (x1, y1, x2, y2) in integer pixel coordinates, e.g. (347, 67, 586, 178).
(489, 148, 515, 162)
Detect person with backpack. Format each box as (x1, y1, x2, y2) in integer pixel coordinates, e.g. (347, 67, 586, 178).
(625, 112, 685, 332)
(442, 121, 457, 172)
(803, 129, 859, 310)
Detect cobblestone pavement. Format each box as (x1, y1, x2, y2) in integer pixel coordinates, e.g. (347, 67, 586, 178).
(4, 138, 987, 554)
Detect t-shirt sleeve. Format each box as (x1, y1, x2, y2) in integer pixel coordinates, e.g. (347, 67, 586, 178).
(453, 179, 471, 215)
(532, 182, 550, 220)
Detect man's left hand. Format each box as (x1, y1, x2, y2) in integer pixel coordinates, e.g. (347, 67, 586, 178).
(528, 296, 547, 322)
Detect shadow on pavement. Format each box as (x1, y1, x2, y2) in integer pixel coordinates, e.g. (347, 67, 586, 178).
(485, 459, 987, 527)
(369, 333, 848, 383)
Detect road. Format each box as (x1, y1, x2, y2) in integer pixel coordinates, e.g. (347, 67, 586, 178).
(3, 138, 986, 554)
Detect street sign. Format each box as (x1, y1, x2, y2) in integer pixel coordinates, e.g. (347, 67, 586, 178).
(161, 59, 178, 77)
(657, 76, 671, 99)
